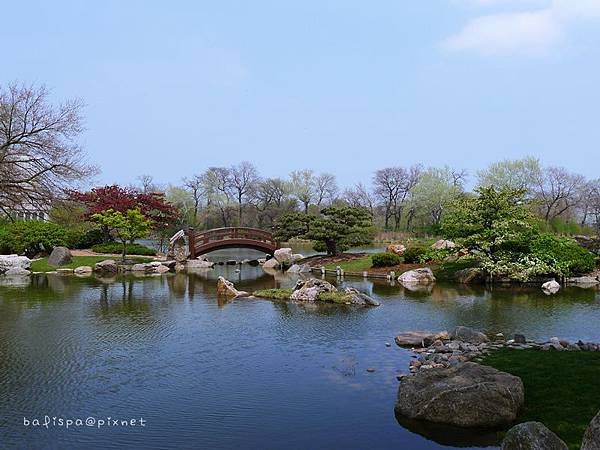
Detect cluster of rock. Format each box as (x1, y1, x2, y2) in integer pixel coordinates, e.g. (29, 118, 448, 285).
(262, 248, 305, 271)
(90, 259, 173, 275)
(289, 278, 380, 306)
(396, 327, 600, 374)
(216, 276, 249, 298)
(0, 255, 32, 276)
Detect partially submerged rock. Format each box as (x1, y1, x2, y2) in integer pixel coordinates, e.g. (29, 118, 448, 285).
(398, 268, 436, 285)
(74, 266, 93, 275)
(455, 268, 485, 284)
(542, 279, 561, 295)
(566, 276, 599, 286)
(395, 331, 449, 348)
(216, 276, 249, 298)
(395, 362, 524, 428)
(186, 259, 214, 270)
(48, 246, 72, 267)
(94, 259, 118, 273)
(274, 248, 294, 265)
(262, 258, 280, 270)
(451, 326, 489, 345)
(131, 261, 170, 274)
(341, 287, 380, 306)
(286, 263, 311, 273)
(502, 422, 568, 450)
(582, 410, 600, 450)
(0, 255, 31, 275)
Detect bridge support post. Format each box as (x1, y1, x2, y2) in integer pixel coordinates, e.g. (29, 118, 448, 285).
(187, 227, 196, 259)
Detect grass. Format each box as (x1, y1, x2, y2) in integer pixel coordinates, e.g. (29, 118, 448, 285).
(253, 288, 293, 300)
(31, 255, 154, 272)
(323, 256, 374, 272)
(481, 348, 600, 449)
(317, 291, 353, 304)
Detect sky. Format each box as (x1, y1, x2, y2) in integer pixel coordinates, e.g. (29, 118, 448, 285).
(2, 0, 600, 189)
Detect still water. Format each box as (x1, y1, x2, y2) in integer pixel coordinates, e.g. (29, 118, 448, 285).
(1, 249, 600, 449)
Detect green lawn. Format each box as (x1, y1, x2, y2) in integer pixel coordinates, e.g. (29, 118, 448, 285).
(481, 348, 600, 449)
(323, 256, 374, 272)
(31, 255, 154, 272)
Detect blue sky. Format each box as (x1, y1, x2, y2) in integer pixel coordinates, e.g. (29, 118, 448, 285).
(2, 0, 599, 188)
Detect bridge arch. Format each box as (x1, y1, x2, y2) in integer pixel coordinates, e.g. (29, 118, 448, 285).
(185, 227, 279, 258)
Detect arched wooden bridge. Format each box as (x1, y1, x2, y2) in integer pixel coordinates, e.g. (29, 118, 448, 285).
(185, 227, 279, 258)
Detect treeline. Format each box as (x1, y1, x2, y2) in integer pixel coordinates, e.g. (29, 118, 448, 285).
(154, 156, 599, 235)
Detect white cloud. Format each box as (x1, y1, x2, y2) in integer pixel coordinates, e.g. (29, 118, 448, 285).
(444, 0, 600, 56)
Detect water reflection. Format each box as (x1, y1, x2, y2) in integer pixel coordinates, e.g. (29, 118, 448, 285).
(1, 251, 599, 450)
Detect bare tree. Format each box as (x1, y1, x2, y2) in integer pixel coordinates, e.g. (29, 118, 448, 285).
(182, 174, 204, 222)
(230, 161, 259, 226)
(534, 166, 585, 221)
(202, 167, 233, 227)
(373, 165, 422, 230)
(343, 182, 374, 214)
(136, 174, 160, 194)
(314, 173, 338, 206)
(0, 83, 95, 218)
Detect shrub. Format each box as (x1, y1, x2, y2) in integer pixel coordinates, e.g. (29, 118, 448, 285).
(65, 227, 105, 249)
(91, 242, 156, 256)
(0, 221, 67, 257)
(371, 252, 402, 267)
(420, 248, 454, 263)
(530, 234, 596, 276)
(403, 245, 428, 264)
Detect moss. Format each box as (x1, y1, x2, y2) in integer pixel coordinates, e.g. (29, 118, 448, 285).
(481, 348, 600, 450)
(317, 291, 353, 304)
(323, 256, 373, 272)
(253, 288, 293, 300)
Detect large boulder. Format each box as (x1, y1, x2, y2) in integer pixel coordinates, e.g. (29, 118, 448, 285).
(398, 268, 436, 285)
(262, 258, 280, 270)
(342, 287, 380, 306)
(542, 279, 561, 295)
(395, 331, 449, 348)
(582, 410, 600, 450)
(566, 276, 599, 286)
(274, 248, 294, 265)
(431, 239, 456, 250)
(216, 276, 249, 298)
(290, 278, 337, 302)
(94, 259, 118, 273)
(456, 268, 485, 284)
(74, 266, 93, 275)
(502, 422, 567, 450)
(0, 255, 31, 274)
(291, 253, 305, 263)
(395, 362, 524, 428)
(287, 263, 311, 273)
(48, 246, 72, 267)
(387, 244, 407, 256)
(451, 326, 489, 344)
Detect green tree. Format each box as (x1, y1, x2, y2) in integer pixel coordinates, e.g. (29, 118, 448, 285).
(91, 209, 152, 261)
(274, 206, 374, 255)
(476, 156, 541, 193)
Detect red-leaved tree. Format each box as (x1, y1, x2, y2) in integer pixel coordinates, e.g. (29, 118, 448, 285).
(68, 185, 179, 236)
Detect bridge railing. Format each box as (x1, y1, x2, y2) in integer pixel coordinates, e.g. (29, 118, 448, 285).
(185, 227, 277, 258)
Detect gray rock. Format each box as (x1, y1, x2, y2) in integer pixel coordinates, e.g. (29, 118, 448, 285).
(582, 410, 600, 450)
(502, 422, 567, 450)
(398, 268, 436, 285)
(456, 268, 485, 284)
(216, 276, 249, 298)
(342, 287, 380, 307)
(395, 331, 449, 348)
(4, 267, 31, 276)
(395, 362, 524, 428)
(287, 263, 312, 273)
(431, 239, 456, 250)
(290, 278, 336, 302)
(542, 279, 560, 294)
(514, 334, 527, 344)
(48, 246, 72, 267)
(451, 326, 490, 344)
(94, 259, 118, 273)
(0, 255, 31, 274)
(273, 247, 294, 265)
(74, 266, 93, 275)
(262, 258, 280, 270)
(567, 276, 599, 285)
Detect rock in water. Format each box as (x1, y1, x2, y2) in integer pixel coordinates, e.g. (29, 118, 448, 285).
(273, 248, 294, 265)
(262, 258, 280, 270)
(342, 287, 380, 306)
(431, 239, 456, 250)
(94, 259, 118, 273)
(290, 278, 337, 302)
(455, 268, 485, 284)
(395, 362, 524, 428)
(395, 331, 439, 348)
(48, 246, 73, 266)
(542, 279, 560, 295)
(398, 268, 436, 285)
(582, 410, 600, 450)
(0, 255, 32, 274)
(451, 326, 490, 344)
(74, 266, 93, 275)
(502, 422, 568, 450)
(216, 276, 249, 298)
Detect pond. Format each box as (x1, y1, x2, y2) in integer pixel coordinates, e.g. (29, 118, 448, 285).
(1, 249, 600, 449)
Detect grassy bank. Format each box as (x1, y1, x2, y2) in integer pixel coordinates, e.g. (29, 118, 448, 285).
(31, 256, 154, 273)
(481, 348, 600, 449)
